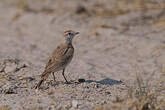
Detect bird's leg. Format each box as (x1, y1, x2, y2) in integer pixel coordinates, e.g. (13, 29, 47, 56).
(52, 72, 56, 82)
(35, 79, 44, 89)
(62, 69, 69, 83)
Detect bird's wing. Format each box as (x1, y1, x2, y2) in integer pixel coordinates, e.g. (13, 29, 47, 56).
(41, 44, 74, 77)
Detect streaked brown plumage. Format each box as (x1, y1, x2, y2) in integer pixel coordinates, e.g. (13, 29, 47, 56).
(35, 30, 79, 89)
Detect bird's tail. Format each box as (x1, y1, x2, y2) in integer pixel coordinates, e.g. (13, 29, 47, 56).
(35, 71, 50, 89)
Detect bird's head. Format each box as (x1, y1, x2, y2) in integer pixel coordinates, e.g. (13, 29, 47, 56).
(64, 30, 79, 44)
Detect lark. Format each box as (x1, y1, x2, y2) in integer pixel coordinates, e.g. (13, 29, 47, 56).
(35, 30, 79, 89)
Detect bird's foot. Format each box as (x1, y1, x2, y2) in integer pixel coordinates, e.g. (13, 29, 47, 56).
(65, 81, 71, 84)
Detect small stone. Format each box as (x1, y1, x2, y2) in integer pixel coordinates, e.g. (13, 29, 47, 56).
(72, 100, 78, 108)
(21, 77, 35, 82)
(15, 64, 27, 72)
(4, 63, 17, 73)
(78, 78, 85, 83)
(4, 88, 16, 94)
(75, 5, 87, 14)
(105, 91, 111, 95)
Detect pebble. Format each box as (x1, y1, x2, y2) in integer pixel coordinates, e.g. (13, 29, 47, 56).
(72, 100, 78, 108)
(78, 78, 85, 83)
(4, 63, 17, 73)
(75, 5, 87, 14)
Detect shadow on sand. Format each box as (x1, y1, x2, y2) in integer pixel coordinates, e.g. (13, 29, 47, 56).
(85, 78, 122, 85)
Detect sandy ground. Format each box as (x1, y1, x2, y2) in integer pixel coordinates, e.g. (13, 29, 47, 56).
(0, 0, 165, 110)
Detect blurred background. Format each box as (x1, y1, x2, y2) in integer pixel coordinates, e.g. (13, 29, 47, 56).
(0, 0, 165, 110)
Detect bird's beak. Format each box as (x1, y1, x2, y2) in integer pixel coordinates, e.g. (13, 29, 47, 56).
(75, 32, 79, 35)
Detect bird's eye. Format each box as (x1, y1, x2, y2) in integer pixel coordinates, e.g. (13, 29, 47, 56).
(68, 32, 72, 36)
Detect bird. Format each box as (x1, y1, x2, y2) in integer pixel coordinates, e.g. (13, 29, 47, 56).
(35, 30, 79, 89)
